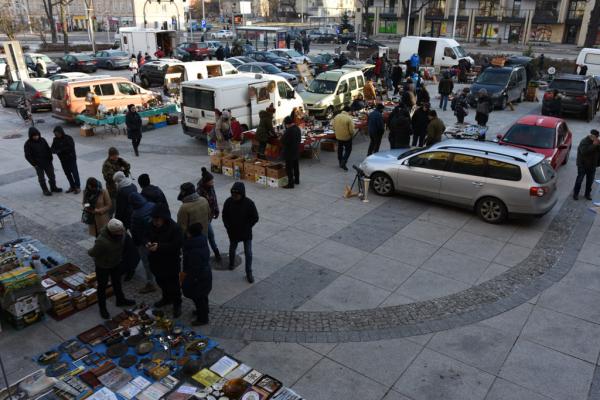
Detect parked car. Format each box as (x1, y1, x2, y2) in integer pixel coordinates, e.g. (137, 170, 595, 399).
(468, 65, 527, 110)
(49, 72, 90, 81)
(177, 42, 210, 60)
(308, 53, 337, 75)
(211, 29, 234, 39)
(309, 31, 338, 44)
(24, 53, 61, 77)
(300, 69, 365, 119)
(174, 47, 191, 61)
(542, 74, 599, 121)
(92, 50, 130, 70)
(226, 56, 255, 68)
(359, 140, 558, 223)
(138, 59, 183, 88)
(55, 54, 98, 72)
(237, 62, 298, 85)
(1, 78, 53, 111)
(270, 49, 311, 64)
(346, 37, 386, 52)
(205, 41, 222, 57)
(247, 51, 291, 70)
(497, 115, 572, 170)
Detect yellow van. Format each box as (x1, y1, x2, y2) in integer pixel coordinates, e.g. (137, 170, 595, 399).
(51, 76, 155, 122)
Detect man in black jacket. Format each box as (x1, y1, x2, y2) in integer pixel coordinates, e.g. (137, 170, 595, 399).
(411, 102, 430, 147)
(182, 223, 212, 326)
(24, 127, 62, 196)
(281, 116, 301, 189)
(573, 129, 600, 200)
(223, 182, 259, 283)
(438, 72, 454, 111)
(367, 104, 385, 155)
(126, 104, 142, 156)
(146, 203, 184, 317)
(51, 126, 80, 194)
(138, 173, 169, 212)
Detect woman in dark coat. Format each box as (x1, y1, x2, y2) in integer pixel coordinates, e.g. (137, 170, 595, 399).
(387, 106, 413, 149)
(475, 88, 493, 126)
(391, 62, 403, 95)
(125, 104, 142, 156)
(182, 223, 212, 326)
(411, 102, 431, 147)
(416, 85, 430, 106)
(197, 167, 221, 261)
(51, 126, 80, 193)
(113, 171, 137, 231)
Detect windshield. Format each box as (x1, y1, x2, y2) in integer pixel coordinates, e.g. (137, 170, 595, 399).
(111, 51, 128, 57)
(549, 79, 585, 92)
(307, 79, 337, 94)
(34, 55, 53, 63)
(503, 124, 556, 149)
(454, 46, 467, 58)
(262, 65, 281, 74)
(476, 70, 510, 85)
(30, 80, 53, 91)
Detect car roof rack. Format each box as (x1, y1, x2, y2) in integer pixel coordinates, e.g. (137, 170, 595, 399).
(436, 145, 527, 163)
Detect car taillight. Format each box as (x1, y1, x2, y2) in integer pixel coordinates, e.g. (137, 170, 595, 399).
(33, 91, 42, 99)
(77, 61, 86, 65)
(576, 95, 588, 103)
(543, 91, 553, 100)
(65, 92, 70, 106)
(530, 186, 548, 197)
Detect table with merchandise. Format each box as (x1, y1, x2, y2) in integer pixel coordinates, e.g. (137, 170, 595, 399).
(76, 104, 179, 136)
(1, 305, 303, 400)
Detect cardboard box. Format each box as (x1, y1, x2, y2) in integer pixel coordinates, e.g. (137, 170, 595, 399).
(210, 154, 223, 174)
(222, 155, 240, 169)
(149, 115, 167, 124)
(80, 127, 94, 137)
(268, 176, 288, 188)
(255, 175, 267, 186)
(222, 166, 234, 177)
(266, 163, 286, 179)
(7, 295, 39, 318)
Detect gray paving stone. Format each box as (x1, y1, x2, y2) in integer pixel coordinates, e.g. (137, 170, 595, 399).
(223, 280, 309, 310)
(330, 221, 396, 252)
(300, 239, 369, 273)
(508, 228, 545, 249)
(521, 307, 600, 363)
(416, 206, 471, 229)
(427, 323, 517, 374)
(294, 213, 350, 238)
(265, 258, 340, 296)
(0, 167, 36, 186)
(421, 248, 490, 284)
(484, 378, 552, 400)
(499, 339, 594, 400)
(380, 390, 413, 400)
(354, 208, 415, 233)
(537, 282, 600, 324)
(476, 263, 509, 284)
(374, 236, 438, 267)
(462, 218, 517, 242)
(328, 338, 422, 386)
(347, 253, 416, 292)
(493, 243, 532, 268)
(561, 260, 600, 293)
(394, 348, 495, 400)
(443, 230, 506, 262)
(576, 240, 600, 266)
(292, 358, 387, 400)
(260, 227, 323, 257)
(311, 276, 391, 311)
(398, 219, 458, 246)
(395, 270, 470, 302)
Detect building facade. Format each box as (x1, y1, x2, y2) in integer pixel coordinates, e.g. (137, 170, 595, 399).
(358, 0, 598, 46)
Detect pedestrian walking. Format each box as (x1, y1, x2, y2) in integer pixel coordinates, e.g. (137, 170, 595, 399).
(332, 106, 355, 171)
(282, 116, 301, 188)
(35, 56, 47, 77)
(573, 129, 600, 200)
(88, 218, 135, 319)
(416, 85, 430, 106)
(129, 192, 157, 293)
(82, 178, 111, 237)
(197, 167, 222, 261)
(126, 104, 142, 156)
(216, 45, 225, 61)
(285, 33, 291, 49)
(411, 102, 430, 147)
(438, 73, 454, 111)
(176, 182, 210, 239)
(453, 88, 469, 123)
(51, 126, 80, 194)
(129, 55, 138, 83)
(475, 88, 493, 126)
(24, 127, 62, 196)
(363, 79, 377, 103)
(425, 110, 446, 146)
(138, 173, 169, 211)
(374, 56, 382, 82)
(302, 35, 310, 54)
(137, 51, 142, 65)
(223, 182, 259, 283)
(367, 103, 385, 155)
(294, 39, 302, 54)
(113, 171, 137, 232)
(146, 203, 184, 318)
(388, 106, 412, 148)
(392, 62, 403, 95)
(539, 53, 545, 75)
(182, 223, 212, 326)
(224, 42, 231, 58)
(102, 147, 131, 210)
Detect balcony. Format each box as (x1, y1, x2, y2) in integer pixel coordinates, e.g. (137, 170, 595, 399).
(379, 6, 399, 17)
(532, 9, 559, 23)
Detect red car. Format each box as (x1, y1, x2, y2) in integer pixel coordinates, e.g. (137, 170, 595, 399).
(177, 42, 210, 60)
(497, 115, 572, 169)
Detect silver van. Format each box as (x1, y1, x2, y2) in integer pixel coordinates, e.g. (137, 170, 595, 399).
(359, 140, 558, 223)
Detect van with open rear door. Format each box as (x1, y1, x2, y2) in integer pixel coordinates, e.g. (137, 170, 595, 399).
(398, 36, 474, 70)
(163, 60, 237, 94)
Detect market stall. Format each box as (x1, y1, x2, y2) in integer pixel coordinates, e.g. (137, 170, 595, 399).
(1, 306, 303, 400)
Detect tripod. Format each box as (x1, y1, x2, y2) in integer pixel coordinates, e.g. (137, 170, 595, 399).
(351, 165, 366, 200)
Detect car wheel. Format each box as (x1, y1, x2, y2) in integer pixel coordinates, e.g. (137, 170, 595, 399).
(106, 62, 114, 70)
(0, 96, 6, 108)
(371, 173, 394, 196)
(325, 106, 334, 120)
(141, 76, 150, 88)
(499, 96, 507, 110)
(476, 196, 507, 224)
(562, 146, 571, 165)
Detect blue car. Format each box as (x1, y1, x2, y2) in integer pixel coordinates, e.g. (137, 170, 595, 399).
(92, 50, 130, 70)
(247, 51, 291, 70)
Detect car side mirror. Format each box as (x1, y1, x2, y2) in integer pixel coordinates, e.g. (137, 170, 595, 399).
(401, 159, 409, 165)
(496, 134, 503, 140)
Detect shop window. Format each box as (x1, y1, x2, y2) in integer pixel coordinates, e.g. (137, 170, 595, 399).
(378, 20, 397, 34)
(568, 0, 586, 19)
(530, 24, 552, 41)
(478, 0, 498, 17)
(534, 0, 559, 19)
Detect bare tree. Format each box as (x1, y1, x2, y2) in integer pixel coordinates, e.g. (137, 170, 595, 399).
(59, 0, 73, 52)
(31, 19, 48, 45)
(585, 0, 600, 47)
(42, 0, 59, 43)
(0, 3, 23, 40)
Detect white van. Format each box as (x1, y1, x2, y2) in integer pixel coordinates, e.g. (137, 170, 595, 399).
(181, 74, 304, 138)
(398, 36, 474, 69)
(300, 69, 365, 120)
(576, 48, 600, 76)
(164, 60, 237, 93)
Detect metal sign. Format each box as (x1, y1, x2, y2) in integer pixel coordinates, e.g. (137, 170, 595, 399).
(201, 19, 206, 28)
(2, 41, 28, 82)
(239, 1, 251, 15)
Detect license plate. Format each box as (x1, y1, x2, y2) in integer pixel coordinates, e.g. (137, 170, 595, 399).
(187, 117, 198, 123)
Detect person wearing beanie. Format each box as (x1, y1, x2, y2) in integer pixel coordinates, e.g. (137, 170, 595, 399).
(177, 181, 210, 238)
(145, 203, 184, 317)
(367, 103, 385, 155)
(102, 147, 130, 216)
(573, 129, 600, 200)
(88, 218, 135, 319)
(24, 127, 62, 196)
(126, 104, 142, 156)
(181, 222, 212, 326)
(197, 167, 221, 261)
(222, 182, 259, 283)
(138, 173, 168, 212)
(281, 116, 301, 189)
(129, 192, 157, 293)
(113, 171, 137, 232)
(50, 126, 80, 194)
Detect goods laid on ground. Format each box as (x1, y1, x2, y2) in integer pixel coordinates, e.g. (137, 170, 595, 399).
(210, 154, 290, 189)
(444, 123, 488, 140)
(1, 305, 303, 400)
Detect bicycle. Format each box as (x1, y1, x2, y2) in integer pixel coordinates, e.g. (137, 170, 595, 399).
(16, 96, 34, 126)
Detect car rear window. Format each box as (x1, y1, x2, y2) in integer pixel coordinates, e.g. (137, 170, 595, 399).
(52, 85, 65, 100)
(73, 86, 91, 98)
(503, 124, 555, 149)
(529, 159, 555, 184)
(549, 79, 585, 92)
(182, 87, 215, 110)
(584, 53, 600, 65)
(487, 160, 522, 181)
(30, 80, 52, 91)
(75, 55, 93, 61)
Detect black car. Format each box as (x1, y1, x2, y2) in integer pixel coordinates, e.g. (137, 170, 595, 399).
(0, 78, 53, 111)
(346, 37, 385, 52)
(542, 74, 600, 121)
(138, 60, 180, 88)
(55, 54, 98, 72)
(308, 53, 336, 75)
(247, 51, 291, 70)
(24, 53, 61, 77)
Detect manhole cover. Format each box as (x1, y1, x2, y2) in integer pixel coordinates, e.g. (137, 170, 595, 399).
(3, 133, 22, 139)
(210, 255, 242, 271)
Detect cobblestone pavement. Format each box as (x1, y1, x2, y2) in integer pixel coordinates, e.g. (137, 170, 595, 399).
(2, 88, 600, 399)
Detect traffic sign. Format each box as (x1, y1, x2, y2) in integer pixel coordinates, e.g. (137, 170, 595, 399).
(201, 19, 206, 29)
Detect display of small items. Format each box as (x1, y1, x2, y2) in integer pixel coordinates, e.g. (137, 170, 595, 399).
(211, 153, 289, 189)
(43, 264, 102, 319)
(1, 305, 303, 400)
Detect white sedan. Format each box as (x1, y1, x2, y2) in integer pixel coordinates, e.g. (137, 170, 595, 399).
(270, 49, 311, 65)
(211, 30, 234, 39)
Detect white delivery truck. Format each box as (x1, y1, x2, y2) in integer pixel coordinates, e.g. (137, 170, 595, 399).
(576, 48, 600, 76)
(181, 74, 304, 138)
(164, 60, 238, 93)
(119, 27, 177, 57)
(398, 36, 474, 69)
